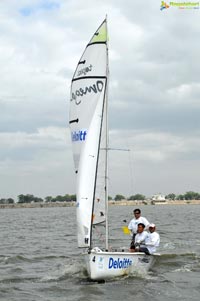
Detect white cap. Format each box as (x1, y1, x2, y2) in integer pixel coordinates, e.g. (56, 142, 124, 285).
(149, 223, 156, 228)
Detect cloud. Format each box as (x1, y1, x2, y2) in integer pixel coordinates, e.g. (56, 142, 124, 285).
(0, 126, 75, 199)
(0, 0, 200, 198)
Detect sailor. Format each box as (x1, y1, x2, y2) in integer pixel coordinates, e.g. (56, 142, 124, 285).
(128, 208, 150, 246)
(138, 223, 160, 255)
(130, 223, 148, 252)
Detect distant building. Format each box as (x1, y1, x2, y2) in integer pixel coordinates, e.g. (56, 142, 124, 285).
(152, 194, 166, 202)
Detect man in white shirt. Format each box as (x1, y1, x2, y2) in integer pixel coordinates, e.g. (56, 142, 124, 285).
(139, 223, 160, 255)
(128, 208, 150, 248)
(130, 223, 148, 252)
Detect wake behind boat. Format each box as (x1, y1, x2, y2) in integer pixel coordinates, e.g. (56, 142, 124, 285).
(69, 18, 158, 280)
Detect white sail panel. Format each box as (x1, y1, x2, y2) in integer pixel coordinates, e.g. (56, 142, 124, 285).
(90, 91, 107, 249)
(76, 89, 105, 247)
(70, 78, 105, 172)
(93, 95, 107, 225)
(69, 19, 108, 248)
(70, 46, 107, 172)
(73, 44, 107, 80)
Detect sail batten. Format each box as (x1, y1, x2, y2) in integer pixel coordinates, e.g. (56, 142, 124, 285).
(88, 41, 107, 46)
(72, 75, 107, 82)
(69, 19, 108, 248)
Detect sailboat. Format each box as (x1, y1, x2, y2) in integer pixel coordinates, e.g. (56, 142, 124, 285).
(69, 18, 158, 280)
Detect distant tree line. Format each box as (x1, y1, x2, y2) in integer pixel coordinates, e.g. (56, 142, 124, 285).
(44, 194, 76, 203)
(114, 191, 200, 201)
(165, 191, 200, 200)
(16, 194, 76, 204)
(1, 191, 200, 204)
(114, 194, 146, 201)
(18, 194, 43, 203)
(0, 194, 76, 204)
(0, 198, 15, 204)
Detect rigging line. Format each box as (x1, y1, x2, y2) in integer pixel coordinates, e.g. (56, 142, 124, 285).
(93, 225, 106, 244)
(101, 147, 130, 152)
(128, 149, 134, 197)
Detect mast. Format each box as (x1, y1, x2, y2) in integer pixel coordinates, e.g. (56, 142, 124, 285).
(88, 18, 108, 250)
(105, 16, 109, 250)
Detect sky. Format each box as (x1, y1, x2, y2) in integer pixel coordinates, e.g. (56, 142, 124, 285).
(0, 0, 200, 200)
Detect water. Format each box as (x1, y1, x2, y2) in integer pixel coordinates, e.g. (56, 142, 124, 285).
(0, 205, 200, 301)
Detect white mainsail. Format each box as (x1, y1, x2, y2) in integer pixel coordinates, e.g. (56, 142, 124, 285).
(69, 20, 108, 248)
(69, 19, 159, 281)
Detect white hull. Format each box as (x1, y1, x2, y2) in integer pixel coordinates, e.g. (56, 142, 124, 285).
(84, 247, 158, 280)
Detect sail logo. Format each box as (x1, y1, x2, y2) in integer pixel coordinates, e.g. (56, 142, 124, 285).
(77, 64, 93, 77)
(108, 257, 132, 269)
(98, 257, 104, 269)
(71, 130, 87, 142)
(71, 80, 104, 105)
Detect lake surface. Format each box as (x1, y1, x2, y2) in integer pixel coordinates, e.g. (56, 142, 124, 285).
(0, 205, 200, 301)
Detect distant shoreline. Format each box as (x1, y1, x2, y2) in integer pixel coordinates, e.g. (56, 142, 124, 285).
(1, 199, 200, 209)
(109, 199, 200, 205)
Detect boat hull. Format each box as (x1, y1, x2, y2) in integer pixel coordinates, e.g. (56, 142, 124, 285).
(84, 248, 158, 280)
